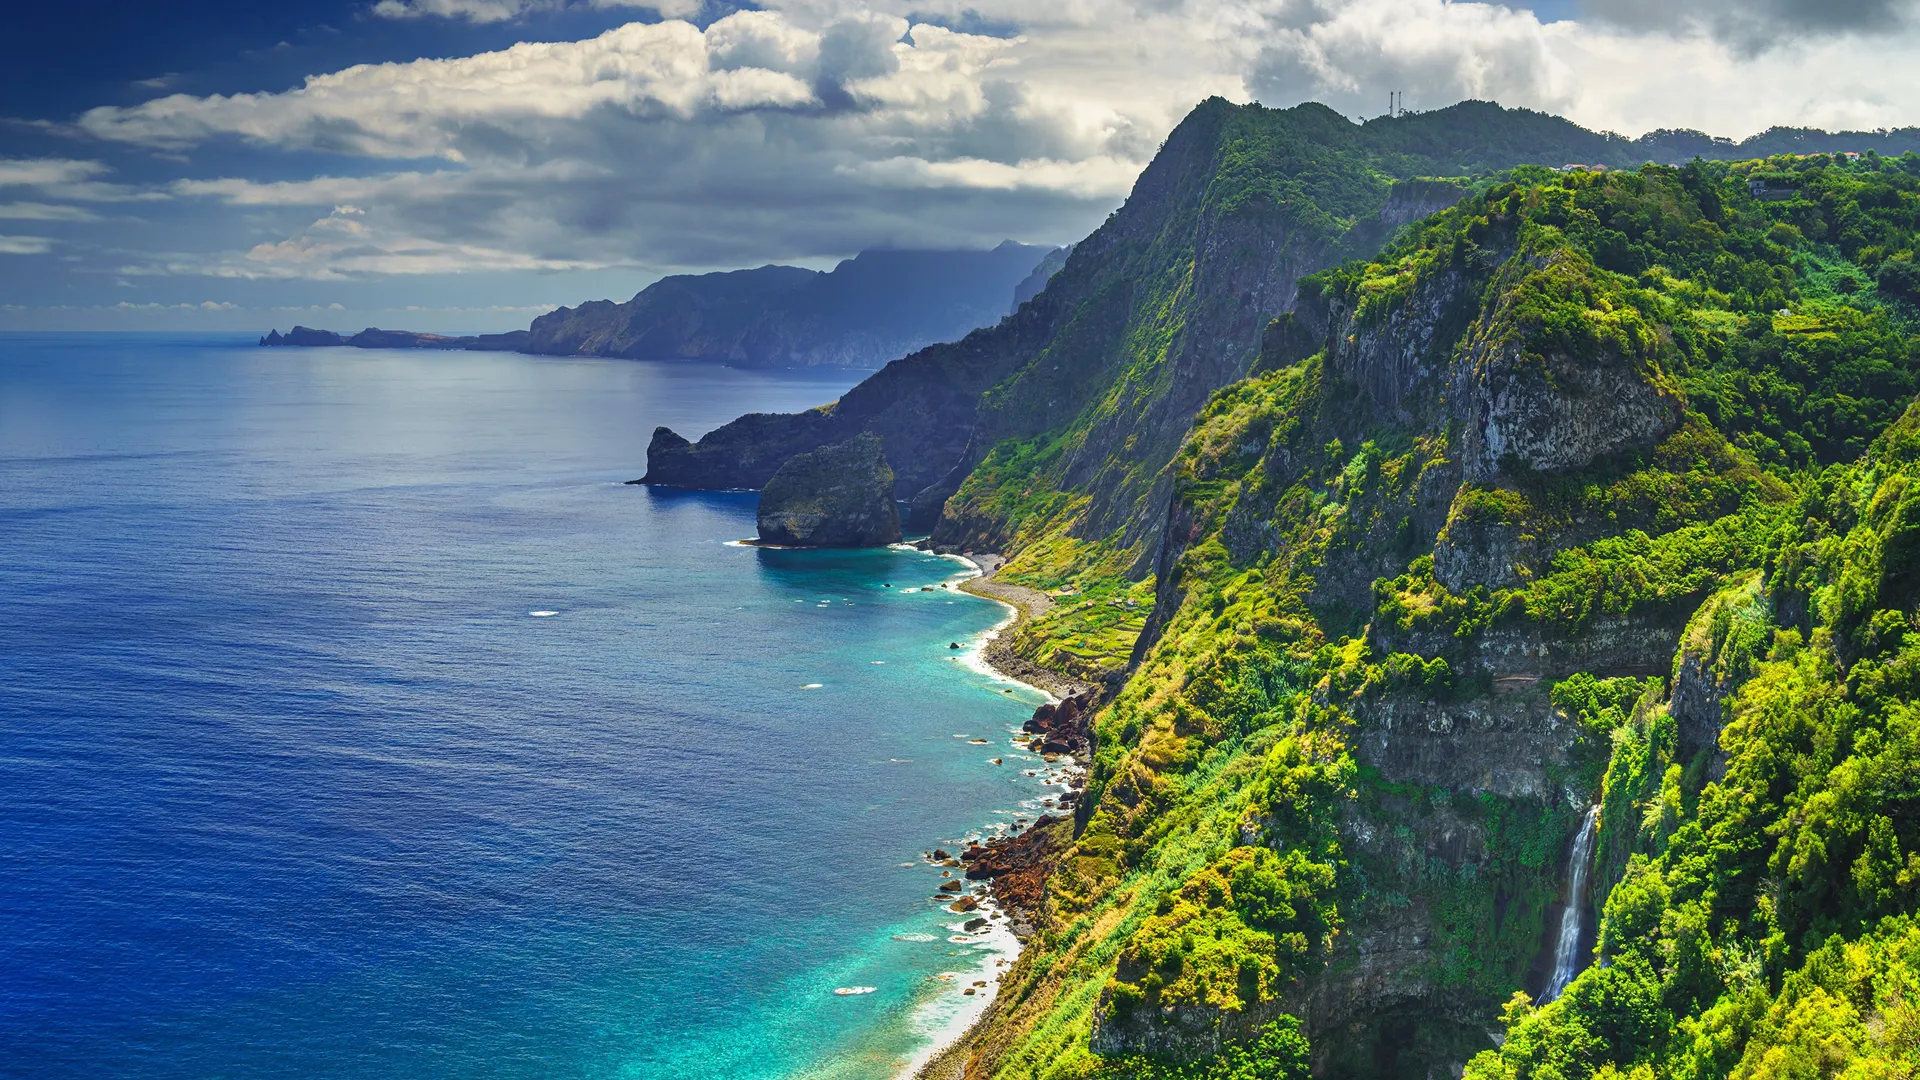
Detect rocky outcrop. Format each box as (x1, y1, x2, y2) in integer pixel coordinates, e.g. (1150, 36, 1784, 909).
(754, 433, 901, 547)
(1456, 253, 1683, 484)
(259, 326, 529, 351)
(638, 304, 1059, 500)
(961, 815, 1069, 918)
(1022, 692, 1094, 758)
(1317, 257, 1489, 426)
(261, 326, 342, 347)
(1090, 991, 1248, 1061)
(1670, 571, 1768, 773)
(1432, 500, 1537, 591)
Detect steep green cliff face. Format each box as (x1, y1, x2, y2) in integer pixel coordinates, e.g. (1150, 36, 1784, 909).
(754, 433, 901, 547)
(947, 155, 1920, 1080)
(643, 99, 1694, 513)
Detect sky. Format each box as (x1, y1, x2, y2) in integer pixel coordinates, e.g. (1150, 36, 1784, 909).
(2, 0, 1918, 333)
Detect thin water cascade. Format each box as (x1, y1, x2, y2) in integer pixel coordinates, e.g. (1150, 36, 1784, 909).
(1543, 805, 1601, 1003)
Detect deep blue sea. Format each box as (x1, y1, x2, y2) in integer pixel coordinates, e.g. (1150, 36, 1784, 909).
(0, 334, 1060, 1079)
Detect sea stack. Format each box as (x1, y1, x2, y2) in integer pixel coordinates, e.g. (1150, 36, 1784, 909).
(755, 433, 901, 547)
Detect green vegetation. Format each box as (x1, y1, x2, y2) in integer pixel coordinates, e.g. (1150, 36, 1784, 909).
(1460, 404, 1920, 1079)
(934, 119, 1920, 1080)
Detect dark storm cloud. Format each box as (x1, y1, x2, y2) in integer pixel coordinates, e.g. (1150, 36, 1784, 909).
(1581, 0, 1917, 52)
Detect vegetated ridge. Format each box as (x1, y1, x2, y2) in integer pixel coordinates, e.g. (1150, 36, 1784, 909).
(651, 98, 1920, 1079)
(259, 242, 1059, 370)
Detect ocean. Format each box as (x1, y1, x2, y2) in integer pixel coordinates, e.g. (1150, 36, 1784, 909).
(0, 334, 1060, 1079)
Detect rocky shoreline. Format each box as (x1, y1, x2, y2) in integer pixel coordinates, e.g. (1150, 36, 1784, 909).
(908, 555, 1100, 1080)
(949, 553, 1097, 701)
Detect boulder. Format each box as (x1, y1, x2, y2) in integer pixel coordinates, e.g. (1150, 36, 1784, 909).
(755, 433, 902, 547)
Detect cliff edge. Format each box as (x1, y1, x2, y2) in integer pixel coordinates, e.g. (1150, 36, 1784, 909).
(755, 433, 902, 547)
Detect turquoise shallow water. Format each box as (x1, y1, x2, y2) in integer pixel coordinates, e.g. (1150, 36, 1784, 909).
(0, 334, 1061, 1079)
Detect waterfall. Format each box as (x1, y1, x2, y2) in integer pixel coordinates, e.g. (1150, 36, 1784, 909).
(1542, 805, 1601, 1003)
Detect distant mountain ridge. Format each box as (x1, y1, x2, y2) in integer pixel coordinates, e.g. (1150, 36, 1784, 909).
(260, 241, 1061, 370)
(526, 241, 1059, 368)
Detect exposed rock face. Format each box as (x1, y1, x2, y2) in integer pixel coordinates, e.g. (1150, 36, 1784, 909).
(1432, 497, 1537, 592)
(1670, 571, 1767, 774)
(1090, 992, 1246, 1061)
(1311, 236, 1492, 430)
(754, 434, 902, 547)
(1456, 253, 1683, 484)
(645, 103, 1485, 542)
(1347, 687, 1579, 800)
(960, 814, 1067, 916)
(1374, 611, 1685, 683)
(1022, 692, 1094, 758)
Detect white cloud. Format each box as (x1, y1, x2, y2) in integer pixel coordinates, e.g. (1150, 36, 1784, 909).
(370, 0, 698, 23)
(1240, 0, 1576, 117)
(139, 204, 602, 279)
(0, 157, 166, 204)
(0, 158, 109, 186)
(115, 300, 239, 310)
(0, 202, 101, 221)
(44, 0, 1920, 290)
(0, 236, 56, 254)
(79, 17, 832, 157)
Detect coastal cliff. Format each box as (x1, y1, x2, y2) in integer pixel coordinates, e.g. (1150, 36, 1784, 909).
(643, 100, 1503, 518)
(642, 98, 1920, 1080)
(754, 433, 901, 547)
(903, 147, 1920, 1080)
(953, 151, 1920, 1080)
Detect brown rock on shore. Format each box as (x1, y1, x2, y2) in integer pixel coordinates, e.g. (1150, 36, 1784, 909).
(1022, 692, 1094, 759)
(959, 814, 1070, 916)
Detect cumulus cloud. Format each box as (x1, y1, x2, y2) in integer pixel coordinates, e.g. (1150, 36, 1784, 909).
(43, 0, 1920, 290)
(1240, 0, 1575, 117)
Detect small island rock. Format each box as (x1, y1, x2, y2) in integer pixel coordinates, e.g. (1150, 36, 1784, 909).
(755, 433, 902, 547)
